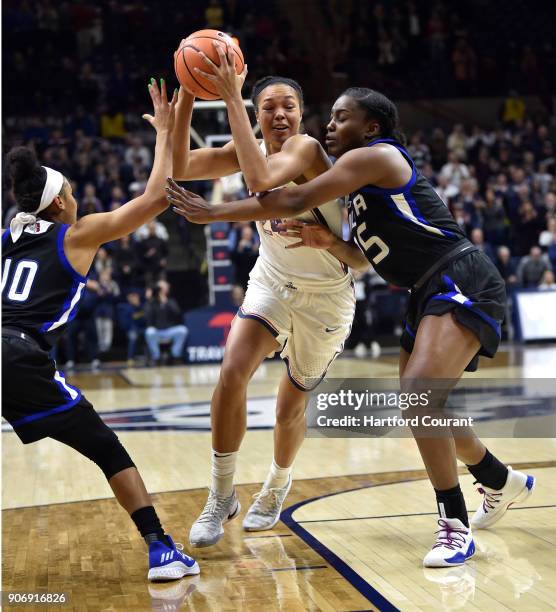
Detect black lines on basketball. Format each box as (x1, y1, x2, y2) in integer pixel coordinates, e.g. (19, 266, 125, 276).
(181, 45, 218, 97)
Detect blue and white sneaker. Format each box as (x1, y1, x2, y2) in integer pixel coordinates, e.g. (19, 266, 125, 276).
(148, 536, 200, 581)
(423, 518, 475, 568)
(470, 467, 535, 530)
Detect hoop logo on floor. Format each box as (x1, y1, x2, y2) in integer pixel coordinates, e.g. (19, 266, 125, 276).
(1, 384, 555, 434)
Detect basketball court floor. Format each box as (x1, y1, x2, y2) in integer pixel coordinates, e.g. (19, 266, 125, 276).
(2, 345, 555, 611)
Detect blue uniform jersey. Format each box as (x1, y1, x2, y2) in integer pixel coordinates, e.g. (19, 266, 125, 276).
(347, 138, 467, 287)
(2, 220, 87, 348)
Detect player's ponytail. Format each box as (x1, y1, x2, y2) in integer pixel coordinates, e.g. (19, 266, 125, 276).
(6, 147, 47, 213)
(343, 87, 407, 146)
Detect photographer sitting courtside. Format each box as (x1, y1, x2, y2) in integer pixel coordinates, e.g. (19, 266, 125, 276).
(145, 280, 188, 365)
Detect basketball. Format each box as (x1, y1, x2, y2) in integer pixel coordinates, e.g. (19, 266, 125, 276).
(174, 29, 245, 100)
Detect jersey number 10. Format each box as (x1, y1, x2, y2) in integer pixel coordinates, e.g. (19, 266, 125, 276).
(1, 259, 39, 302)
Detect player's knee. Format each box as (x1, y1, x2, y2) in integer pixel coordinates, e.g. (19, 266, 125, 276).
(55, 413, 135, 481)
(218, 358, 251, 391)
(88, 427, 135, 480)
(276, 402, 306, 428)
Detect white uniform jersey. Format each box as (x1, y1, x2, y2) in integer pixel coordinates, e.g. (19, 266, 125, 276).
(249, 141, 351, 293)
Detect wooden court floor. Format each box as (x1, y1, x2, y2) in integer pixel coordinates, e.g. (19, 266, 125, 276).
(2, 347, 556, 611)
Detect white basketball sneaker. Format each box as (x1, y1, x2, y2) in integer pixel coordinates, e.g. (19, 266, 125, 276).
(189, 489, 241, 548)
(242, 477, 292, 531)
(423, 518, 475, 568)
(470, 467, 535, 530)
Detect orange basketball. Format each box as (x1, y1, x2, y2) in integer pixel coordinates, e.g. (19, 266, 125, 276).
(174, 29, 244, 101)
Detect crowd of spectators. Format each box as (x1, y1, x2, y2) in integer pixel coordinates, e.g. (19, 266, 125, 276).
(318, 0, 556, 99)
(2, 1, 556, 365)
(4, 0, 555, 123)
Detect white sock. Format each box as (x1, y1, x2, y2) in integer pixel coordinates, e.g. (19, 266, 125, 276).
(264, 459, 291, 489)
(211, 450, 237, 497)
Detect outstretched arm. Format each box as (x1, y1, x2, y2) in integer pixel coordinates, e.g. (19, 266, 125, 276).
(169, 147, 385, 223)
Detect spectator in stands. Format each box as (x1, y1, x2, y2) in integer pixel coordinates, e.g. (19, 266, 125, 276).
(447, 124, 468, 160)
(136, 220, 168, 283)
(543, 192, 556, 216)
(440, 151, 470, 190)
(124, 135, 152, 168)
(430, 128, 448, 170)
(407, 131, 431, 170)
(515, 200, 543, 256)
(145, 281, 188, 366)
(500, 90, 526, 127)
(377, 29, 396, 67)
(79, 183, 103, 216)
(482, 188, 508, 246)
(108, 185, 126, 210)
(494, 246, 518, 287)
(230, 224, 259, 290)
(538, 269, 556, 290)
(93, 246, 113, 276)
(118, 290, 147, 364)
(100, 103, 126, 140)
(470, 227, 496, 262)
(517, 246, 552, 287)
(113, 234, 141, 290)
(128, 168, 149, 198)
(95, 268, 120, 354)
(434, 174, 458, 205)
(346, 270, 380, 358)
(460, 178, 482, 227)
(135, 218, 169, 241)
(539, 217, 556, 248)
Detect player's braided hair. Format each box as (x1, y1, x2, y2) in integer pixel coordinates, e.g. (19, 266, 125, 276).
(251, 76, 304, 110)
(343, 87, 406, 145)
(6, 147, 48, 212)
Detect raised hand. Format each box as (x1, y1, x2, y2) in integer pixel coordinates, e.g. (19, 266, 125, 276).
(142, 78, 178, 133)
(275, 220, 336, 250)
(166, 178, 214, 224)
(194, 42, 248, 102)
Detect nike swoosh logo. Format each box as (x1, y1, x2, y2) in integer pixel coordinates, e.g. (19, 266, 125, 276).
(325, 327, 340, 333)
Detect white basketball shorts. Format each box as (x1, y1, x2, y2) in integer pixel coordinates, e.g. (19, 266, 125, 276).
(238, 267, 355, 391)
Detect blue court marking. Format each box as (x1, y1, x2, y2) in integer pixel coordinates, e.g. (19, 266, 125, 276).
(271, 565, 327, 572)
(281, 473, 552, 610)
(243, 533, 293, 540)
(281, 480, 416, 612)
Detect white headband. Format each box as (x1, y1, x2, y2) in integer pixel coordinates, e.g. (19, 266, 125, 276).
(9, 166, 65, 242)
(38, 166, 65, 213)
